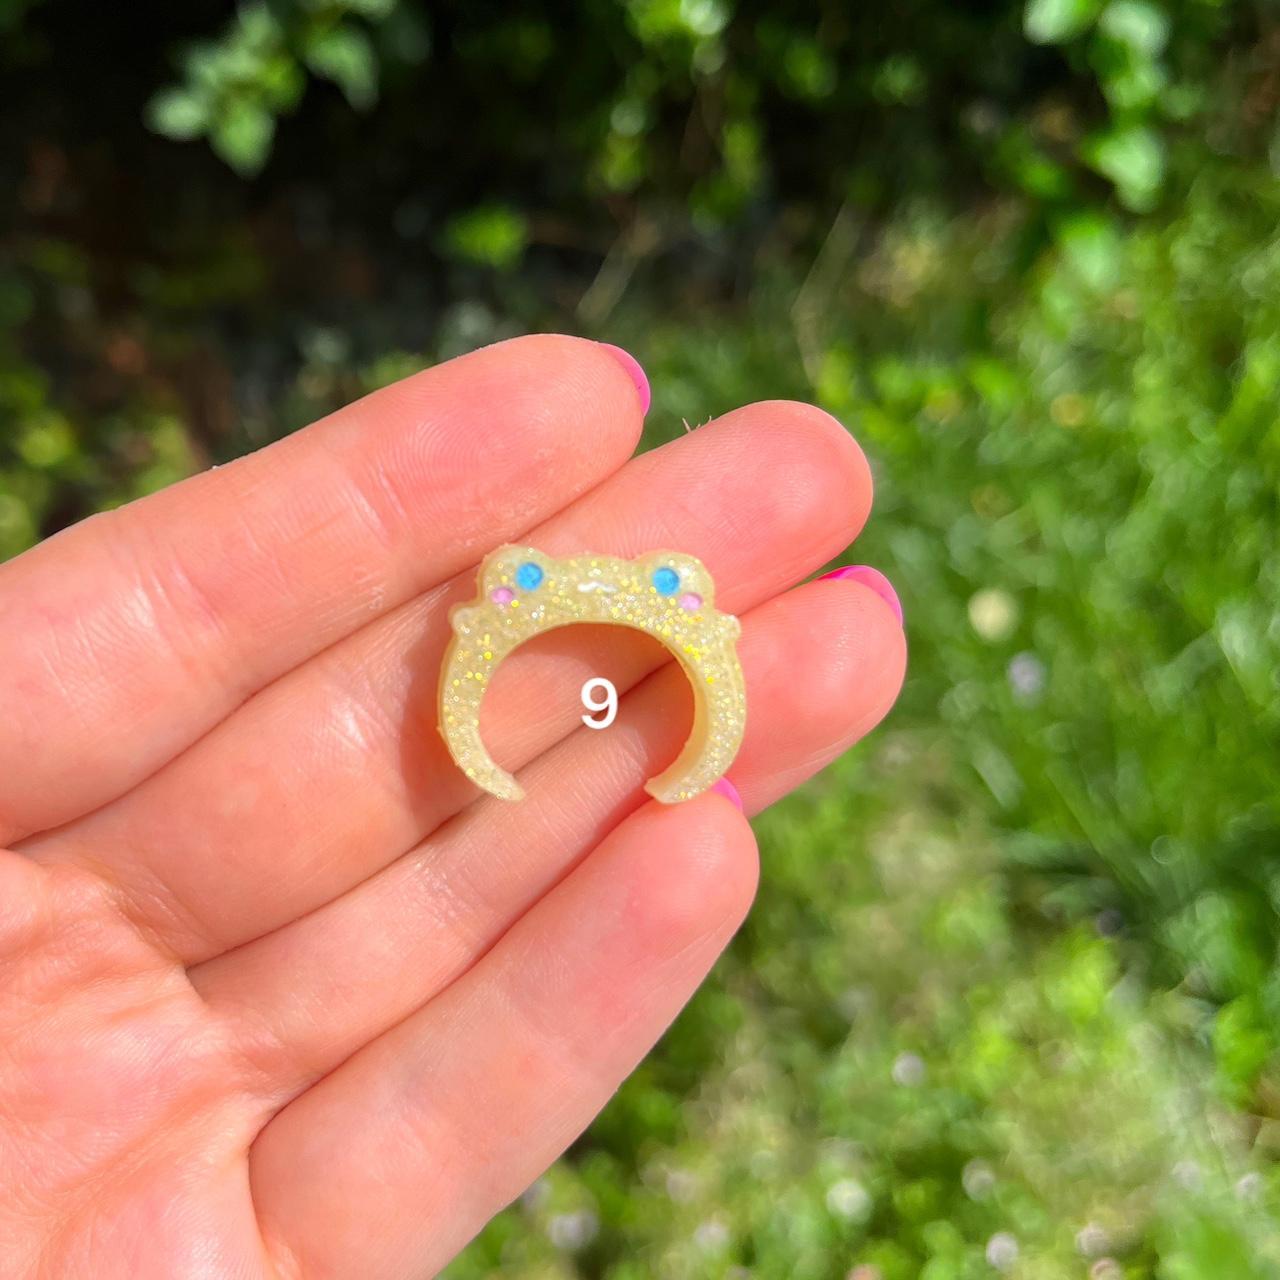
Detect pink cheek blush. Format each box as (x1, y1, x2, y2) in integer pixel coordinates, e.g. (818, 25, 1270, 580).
(678, 593, 703, 611)
(490, 587, 515, 605)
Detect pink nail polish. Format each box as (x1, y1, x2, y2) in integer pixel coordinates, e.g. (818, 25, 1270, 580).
(818, 564, 904, 626)
(597, 342, 650, 416)
(710, 776, 744, 811)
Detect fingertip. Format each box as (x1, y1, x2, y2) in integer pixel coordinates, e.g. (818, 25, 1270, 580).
(710, 775, 744, 812)
(596, 342, 651, 416)
(818, 564, 903, 627)
(725, 576, 908, 812)
(755, 400, 874, 539)
(808, 573, 908, 731)
(705, 401, 876, 571)
(447, 332, 648, 452)
(622, 798, 759, 945)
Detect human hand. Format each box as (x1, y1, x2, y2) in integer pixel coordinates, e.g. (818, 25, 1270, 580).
(0, 336, 905, 1279)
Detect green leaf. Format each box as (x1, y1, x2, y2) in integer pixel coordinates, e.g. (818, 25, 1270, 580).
(1024, 0, 1103, 44)
(1083, 123, 1165, 210)
(781, 38, 837, 100)
(1098, 0, 1170, 56)
(1055, 210, 1123, 290)
(1098, 57, 1167, 111)
(256, 53, 306, 112)
(627, 0, 729, 42)
(996, 125, 1074, 200)
(17, 413, 76, 469)
(443, 204, 529, 271)
(683, 0, 729, 37)
(146, 87, 209, 140)
(1213, 995, 1270, 1104)
(304, 25, 379, 111)
(181, 40, 225, 95)
(210, 98, 275, 175)
(871, 54, 925, 105)
(235, 2, 283, 52)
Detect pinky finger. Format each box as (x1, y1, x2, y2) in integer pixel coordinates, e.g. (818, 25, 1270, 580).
(250, 797, 756, 1280)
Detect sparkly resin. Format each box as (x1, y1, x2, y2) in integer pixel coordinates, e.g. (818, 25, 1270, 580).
(438, 546, 747, 804)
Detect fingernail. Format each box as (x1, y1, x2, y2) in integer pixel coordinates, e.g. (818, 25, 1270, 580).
(818, 564, 904, 626)
(710, 776, 744, 811)
(597, 342, 650, 416)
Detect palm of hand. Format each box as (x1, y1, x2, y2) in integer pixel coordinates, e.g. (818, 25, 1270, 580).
(0, 337, 904, 1279)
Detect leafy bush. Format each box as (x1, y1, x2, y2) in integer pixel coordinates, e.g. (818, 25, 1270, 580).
(130, 0, 1270, 227)
(145, 1, 429, 175)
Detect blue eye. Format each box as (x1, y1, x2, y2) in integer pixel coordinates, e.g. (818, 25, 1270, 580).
(652, 566, 680, 595)
(515, 561, 544, 590)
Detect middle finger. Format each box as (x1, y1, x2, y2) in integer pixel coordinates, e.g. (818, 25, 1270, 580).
(25, 402, 870, 963)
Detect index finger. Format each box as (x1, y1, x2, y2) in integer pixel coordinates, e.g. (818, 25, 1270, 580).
(0, 335, 645, 843)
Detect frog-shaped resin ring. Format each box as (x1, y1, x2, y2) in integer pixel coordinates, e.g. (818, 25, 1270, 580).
(438, 546, 746, 803)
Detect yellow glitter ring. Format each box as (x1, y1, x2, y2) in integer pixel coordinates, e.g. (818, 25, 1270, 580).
(438, 546, 746, 803)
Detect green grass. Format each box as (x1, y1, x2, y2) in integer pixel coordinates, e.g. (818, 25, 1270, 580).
(4, 161, 1280, 1277)
(444, 166, 1280, 1278)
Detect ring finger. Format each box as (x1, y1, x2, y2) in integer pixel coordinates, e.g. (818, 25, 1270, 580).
(196, 573, 906, 1099)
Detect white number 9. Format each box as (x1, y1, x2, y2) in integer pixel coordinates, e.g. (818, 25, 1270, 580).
(581, 677, 618, 729)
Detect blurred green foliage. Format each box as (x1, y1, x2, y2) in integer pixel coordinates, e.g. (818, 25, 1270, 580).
(145, 1, 428, 175)
(4, 0, 1280, 1275)
(441, 167, 1280, 1277)
(134, 0, 1255, 220)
